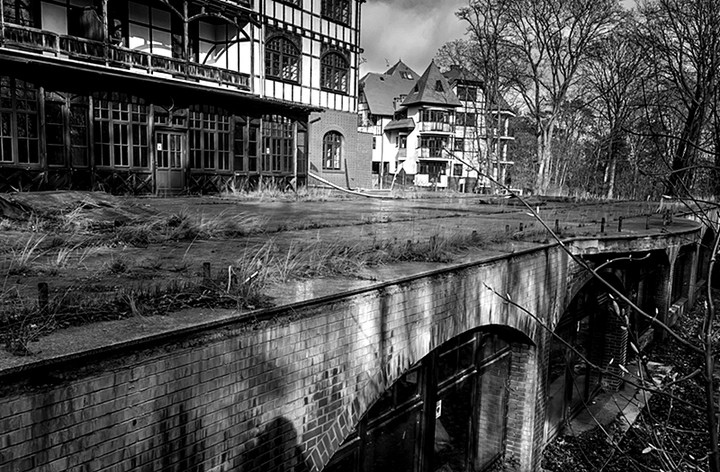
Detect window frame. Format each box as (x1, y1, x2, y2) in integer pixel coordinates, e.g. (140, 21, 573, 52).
(265, 35, 301, 83)
(322, 131, 343, 171)
(189, 108, 231, 172)
(321, 0, 350, 25)
(0, 77, 40, 166)
(320, 51, 350, 93)
(93, 99, 148, 169)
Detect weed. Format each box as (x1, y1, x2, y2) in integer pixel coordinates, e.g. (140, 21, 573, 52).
(7, 235, 47, 275)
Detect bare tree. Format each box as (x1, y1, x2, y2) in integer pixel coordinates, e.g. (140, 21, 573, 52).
(500, 0, 620, 194)
(638, 0, 720, 196)
(582, 17, 649, 198)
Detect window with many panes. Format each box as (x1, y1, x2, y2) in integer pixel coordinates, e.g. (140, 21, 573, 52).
(321, 0, 350, 24)
(93, 99, 148, 168)
(262, 115, 294, 173)
(265, 36, 300, 82)
(3, 0, 38, 26)
(127, 1, 184, 58)
(457, 85, 478, 102)
(189, 108, 231, 171)
(0, 77, 40, 165)
(420, 109, 449, 123)
(44, 91, 89, 167)
(420, 136, 446, 158)
(323, 131, 343, 170)
(321, 52, 349, 93)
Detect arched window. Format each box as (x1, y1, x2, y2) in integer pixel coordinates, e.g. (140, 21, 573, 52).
(265, 36, 300, 82)
(321, 52, 349, 93)
(323, 131, 343, 170)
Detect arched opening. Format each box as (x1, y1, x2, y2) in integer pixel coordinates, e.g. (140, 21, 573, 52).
(322, 131, 343, 171)
(546, 275, 627, 438)
(324, 327, 531, 472)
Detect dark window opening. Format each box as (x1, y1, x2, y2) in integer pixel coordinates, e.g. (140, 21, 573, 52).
(262, 115, 294, 173)
(3, 0, 39, 26)
(265, 36, 300, 82)
(93, 99, 148, 168)
(321, 0, 350, 25)
(326, 330, 513, 472)
(321, 52, 349, 93)
(322, 131, 343, 170)
(0, 77, 40, 165)
(189, 108, 231, 171)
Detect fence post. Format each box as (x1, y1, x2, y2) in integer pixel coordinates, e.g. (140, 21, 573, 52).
(38, 282, 49, 313)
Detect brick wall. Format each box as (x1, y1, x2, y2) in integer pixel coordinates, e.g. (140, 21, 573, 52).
(307, 110, 373, 190)
(0, 233, 703, 472)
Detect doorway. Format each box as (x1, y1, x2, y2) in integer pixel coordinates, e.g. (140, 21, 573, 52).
(155, 131, 185, 194)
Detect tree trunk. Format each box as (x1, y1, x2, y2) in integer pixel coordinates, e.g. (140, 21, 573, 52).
(667, 89, 705, 196)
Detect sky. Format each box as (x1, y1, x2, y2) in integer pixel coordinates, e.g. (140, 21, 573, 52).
(360, 0, 468, 76)
(359, 0, 638, 77)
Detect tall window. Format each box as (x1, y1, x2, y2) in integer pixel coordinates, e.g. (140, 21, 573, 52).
(0, 77, 39, 165)
(189, 108, 231, 171)
(262, 115, 294, 173)
(44, 91, 89, 167)
(323, 131, 343, 170)
(322, 0, 350, 25)
(93, 99, 148, 168)
(321, 52, 349, 93)
(265, 36, 300, 82)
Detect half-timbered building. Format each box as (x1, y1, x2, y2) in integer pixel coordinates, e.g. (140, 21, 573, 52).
(0, 0, 369, 194)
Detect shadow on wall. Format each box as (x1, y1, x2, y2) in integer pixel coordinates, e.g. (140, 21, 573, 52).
(242, 417, 311, 472)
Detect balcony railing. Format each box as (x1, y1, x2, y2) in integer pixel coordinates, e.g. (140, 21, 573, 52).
(419, 121, 453, 133)
(1, 24, 250, 90)
(418, 147, 449, 159)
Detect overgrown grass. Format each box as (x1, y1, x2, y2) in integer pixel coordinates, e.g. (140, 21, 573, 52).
(113, 208, 268, 246)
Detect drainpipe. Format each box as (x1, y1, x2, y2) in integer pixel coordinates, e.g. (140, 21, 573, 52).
(293, 120, 298, 186)
(259, 0, 265, 98)
(0, 0, 5, 47)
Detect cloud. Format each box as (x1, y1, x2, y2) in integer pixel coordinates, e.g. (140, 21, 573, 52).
(360, 0, 466, 75)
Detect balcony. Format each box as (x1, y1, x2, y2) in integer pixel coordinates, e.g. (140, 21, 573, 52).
(418, 147, 449, 159)
(1, 24, 251, 90)
(419, 121, 453, 134)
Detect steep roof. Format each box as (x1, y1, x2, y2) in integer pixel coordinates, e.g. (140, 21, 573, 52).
(401, 61, 462, 108)
(442, 65, 515, 113)
(360, 60, 419, 116)
(442, 65, 483, 86)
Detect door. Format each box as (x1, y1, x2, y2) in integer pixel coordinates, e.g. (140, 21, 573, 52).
(155, 131, 185, 194)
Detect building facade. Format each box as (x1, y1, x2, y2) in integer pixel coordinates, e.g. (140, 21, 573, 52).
(0, 0, 370, 194)
(359, 61, 514, 191)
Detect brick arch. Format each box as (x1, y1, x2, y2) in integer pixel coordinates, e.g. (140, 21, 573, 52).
(320, 324, 536, 472)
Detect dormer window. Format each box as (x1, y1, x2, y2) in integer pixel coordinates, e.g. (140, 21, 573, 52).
(435, 80, 444, 92)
